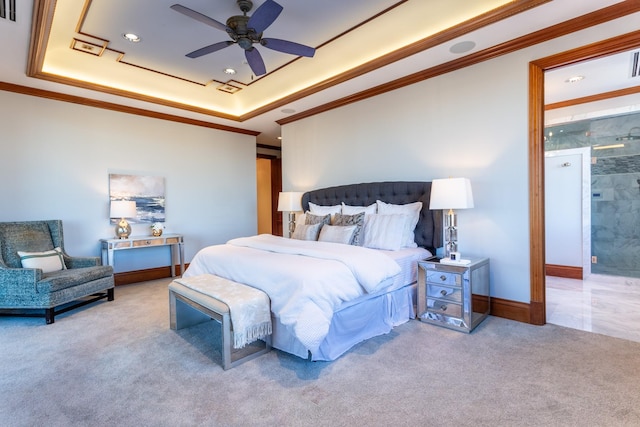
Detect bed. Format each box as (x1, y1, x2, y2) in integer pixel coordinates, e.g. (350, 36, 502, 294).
(184, 181, 442, 361)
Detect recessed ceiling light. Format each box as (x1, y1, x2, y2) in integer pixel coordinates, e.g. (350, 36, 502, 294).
(122, 33, 141, 43)
(449, 41, 476, 54)
(223, 68, 236, 75)
(281, 108, 296, 114)
(565, 75, 585, 83)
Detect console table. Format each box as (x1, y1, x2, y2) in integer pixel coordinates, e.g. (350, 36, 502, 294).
(100, 234, 185, 277)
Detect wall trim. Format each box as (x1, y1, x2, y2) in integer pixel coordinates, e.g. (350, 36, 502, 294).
(114, 264, 188, 286)
(490, 297, 531, 324)
(27, 0, 550, 122)
(546, 264, 583, 280)
(0, 82, 259, 136)
(278, 2, 640, 126)
(116, 266, 533, 324)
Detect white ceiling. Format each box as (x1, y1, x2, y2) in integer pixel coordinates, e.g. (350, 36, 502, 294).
(0, 0, 637, 146)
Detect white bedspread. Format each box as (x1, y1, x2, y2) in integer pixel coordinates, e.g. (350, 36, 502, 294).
(183, 234, 401, 354)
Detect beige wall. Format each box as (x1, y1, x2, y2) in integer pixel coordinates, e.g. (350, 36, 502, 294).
(281, 12, 640, 304)
(0, 90, 257, 269)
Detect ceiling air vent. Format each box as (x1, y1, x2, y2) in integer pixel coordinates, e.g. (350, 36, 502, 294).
(631, 51, 640, 79)
(0, 0, 16, 21)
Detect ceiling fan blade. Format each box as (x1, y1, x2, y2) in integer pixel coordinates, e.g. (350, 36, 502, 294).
(186, 41, 234, 58)
(245, 48, 267, 76)
(170, 4, 229, 32)
(261, 38, 315, 57)
(247, 0, 283, 34)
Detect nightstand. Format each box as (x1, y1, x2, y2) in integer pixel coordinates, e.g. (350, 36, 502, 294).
(417, 257, 490, 333)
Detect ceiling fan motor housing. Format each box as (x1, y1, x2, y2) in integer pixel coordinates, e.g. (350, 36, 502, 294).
(226, 15, 262, 49)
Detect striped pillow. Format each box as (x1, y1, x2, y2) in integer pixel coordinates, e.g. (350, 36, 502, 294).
(18, 247, 67, 273)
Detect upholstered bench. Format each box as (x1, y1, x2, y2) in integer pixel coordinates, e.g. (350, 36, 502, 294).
(169, 274, 272, 370)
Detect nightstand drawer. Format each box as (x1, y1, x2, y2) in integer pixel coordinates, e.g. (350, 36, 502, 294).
(427, 298, 462, 317)
(426, 270, 462, 287)
(427, 285, 462, 303)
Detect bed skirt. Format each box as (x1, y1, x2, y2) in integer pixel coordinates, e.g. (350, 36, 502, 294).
(270, 283, 416, 361)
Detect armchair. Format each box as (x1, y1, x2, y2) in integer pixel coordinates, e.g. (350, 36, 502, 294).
(0, 220, 114, 324)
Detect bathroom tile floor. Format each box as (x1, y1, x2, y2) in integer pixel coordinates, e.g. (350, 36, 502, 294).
(546, 274, 640, 343)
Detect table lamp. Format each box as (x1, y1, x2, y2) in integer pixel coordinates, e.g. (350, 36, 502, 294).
(429, 178, 474, 259)
(110, 200, 137, 239)
(277, 192, 303, 238)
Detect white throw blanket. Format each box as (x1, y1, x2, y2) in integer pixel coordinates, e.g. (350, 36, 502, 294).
(184, 234, 401, 354)
(173, 274, 272, 349)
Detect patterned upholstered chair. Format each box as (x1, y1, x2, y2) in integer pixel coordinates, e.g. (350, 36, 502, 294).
(0, 220, 114, 324)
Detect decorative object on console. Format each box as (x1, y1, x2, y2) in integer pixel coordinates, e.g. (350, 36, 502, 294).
(429, 177, 474, 260)
(277, 191, 303, 238)
(151, 222, 164, 237)
(110, 200, 137, 239)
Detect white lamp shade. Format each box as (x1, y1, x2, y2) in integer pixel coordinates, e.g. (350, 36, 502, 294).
(277, 192, 303, 212)
(429, 178, 474, 210)
(110, 200, 137, 218)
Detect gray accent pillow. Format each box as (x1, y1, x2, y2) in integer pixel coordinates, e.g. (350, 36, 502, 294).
(305, 213, 331, 226)
(333, 212, 365, 246)
(318, 225, 357, 244)
(292, 222, 323, 241)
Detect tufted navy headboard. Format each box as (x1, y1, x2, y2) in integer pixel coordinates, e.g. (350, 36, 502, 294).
(301, 181, 443, 253)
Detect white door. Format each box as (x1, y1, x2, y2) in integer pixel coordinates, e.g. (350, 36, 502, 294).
(545, 148, 591, 274)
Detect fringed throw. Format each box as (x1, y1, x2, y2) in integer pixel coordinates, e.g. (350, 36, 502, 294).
(174, 274, 272, 349)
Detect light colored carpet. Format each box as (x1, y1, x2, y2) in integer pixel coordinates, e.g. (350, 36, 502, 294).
(2, 278, 640, 427)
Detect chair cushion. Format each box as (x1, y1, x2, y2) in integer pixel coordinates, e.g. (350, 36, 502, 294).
(0, 222, 54, 268)
(18, 247, 67, 273)
(36, 266, 114, 293)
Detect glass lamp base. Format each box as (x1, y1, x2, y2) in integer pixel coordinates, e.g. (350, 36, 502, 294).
(115, 219, 131, 239)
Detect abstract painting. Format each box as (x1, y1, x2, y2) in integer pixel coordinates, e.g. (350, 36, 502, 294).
(109, 174, 165, 223)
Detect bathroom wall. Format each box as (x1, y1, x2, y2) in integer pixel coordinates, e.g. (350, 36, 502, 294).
(545, 112, 640, 278)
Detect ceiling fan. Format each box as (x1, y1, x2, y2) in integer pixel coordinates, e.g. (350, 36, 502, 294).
(171, 0, 316, 76)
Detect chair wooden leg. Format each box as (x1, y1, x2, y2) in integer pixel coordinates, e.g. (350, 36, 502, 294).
(45, 308, 55, 324)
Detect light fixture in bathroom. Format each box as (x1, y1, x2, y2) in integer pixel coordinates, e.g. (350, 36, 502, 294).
(565, 75, 584, 83)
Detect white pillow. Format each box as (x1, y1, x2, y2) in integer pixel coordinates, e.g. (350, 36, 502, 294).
(295, 213, 307, 227)
(308, 202, 341, 223)
(292, 222, 323, 241)
(18, 247, 67, 273)
(318, 225, 357, 244)
(341, 202, 377, 216)
(363, 214, 407, 251)
(376, 200, 423, 248)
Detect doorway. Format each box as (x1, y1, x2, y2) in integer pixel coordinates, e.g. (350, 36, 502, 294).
(256, 155, 282, 236)
(528, 30, 640, 325)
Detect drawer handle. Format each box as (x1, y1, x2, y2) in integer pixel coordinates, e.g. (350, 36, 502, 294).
(440, 275, 447, 282)
(440, 289, 447, 296)
(439, 304, 447, 311)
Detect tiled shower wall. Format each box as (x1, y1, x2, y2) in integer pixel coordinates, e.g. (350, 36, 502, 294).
(545, 112, 640, 278)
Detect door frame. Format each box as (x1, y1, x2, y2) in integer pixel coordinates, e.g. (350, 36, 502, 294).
(528, 30, 640, 325)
